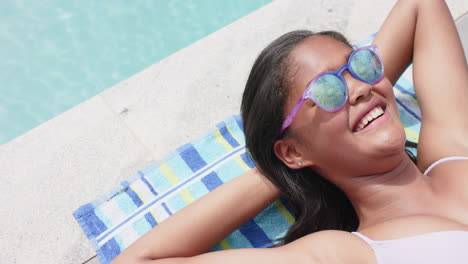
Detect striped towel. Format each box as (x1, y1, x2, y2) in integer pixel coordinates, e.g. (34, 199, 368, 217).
(73, 36, 421, 264)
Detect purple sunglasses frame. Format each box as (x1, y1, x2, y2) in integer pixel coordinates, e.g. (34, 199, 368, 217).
(279, 45, 384, 134)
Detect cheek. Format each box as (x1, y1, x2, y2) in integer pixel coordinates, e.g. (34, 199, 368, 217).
(298, 111, 349, 159)
(374, 78, 395, 100)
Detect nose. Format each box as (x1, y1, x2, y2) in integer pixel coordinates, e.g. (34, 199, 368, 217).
(346, 73, 372, 105)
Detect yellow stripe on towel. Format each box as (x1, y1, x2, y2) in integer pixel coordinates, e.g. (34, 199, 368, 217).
(213, 130, 233, 151)
(219, 239, 233, 250)
(130, 186, 146, 203)
(179, 189, 195, 205)
(225, 124, 242, 146)
(234, 156, 251, 172)
(274, 200, 295, 225)
(160, 163, 180, 185)
(393, 87, 419, 106)
(404, 127, 419, 142)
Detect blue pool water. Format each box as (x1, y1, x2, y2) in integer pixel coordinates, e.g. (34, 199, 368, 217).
(0, 0, 271, 146)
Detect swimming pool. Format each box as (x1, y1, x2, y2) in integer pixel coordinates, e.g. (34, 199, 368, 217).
(0, 0, 271, 146)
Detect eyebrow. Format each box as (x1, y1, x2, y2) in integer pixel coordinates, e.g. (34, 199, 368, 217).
(304, 49, 354, 88)
(335, 49, 354, 66)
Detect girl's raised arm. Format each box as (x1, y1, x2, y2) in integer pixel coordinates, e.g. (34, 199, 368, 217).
(373, 0, 468, 172)
(111, 169, 281, 263)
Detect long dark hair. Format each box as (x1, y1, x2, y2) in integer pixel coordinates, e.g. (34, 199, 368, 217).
(241, 30, 417, 245)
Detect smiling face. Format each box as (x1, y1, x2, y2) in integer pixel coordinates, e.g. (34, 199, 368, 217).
(274, 35, 407, 184)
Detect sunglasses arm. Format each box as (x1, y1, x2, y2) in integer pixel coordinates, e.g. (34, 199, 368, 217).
(279, 97, 307, 134)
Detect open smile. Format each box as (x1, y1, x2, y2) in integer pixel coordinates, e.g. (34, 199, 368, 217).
(352, 101, 388, 133)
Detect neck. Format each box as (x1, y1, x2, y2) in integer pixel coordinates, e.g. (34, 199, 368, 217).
(343, 154, 434, 230)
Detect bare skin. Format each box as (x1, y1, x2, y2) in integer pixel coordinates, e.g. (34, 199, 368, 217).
(112, 0, 468, 263)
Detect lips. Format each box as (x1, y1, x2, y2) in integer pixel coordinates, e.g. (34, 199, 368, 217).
(352, 100, 387, 133)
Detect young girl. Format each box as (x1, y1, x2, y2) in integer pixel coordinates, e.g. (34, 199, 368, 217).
(112, 0, 468, 263)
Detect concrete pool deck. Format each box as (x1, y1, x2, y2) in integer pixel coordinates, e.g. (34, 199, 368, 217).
(1, 0, 467, 263)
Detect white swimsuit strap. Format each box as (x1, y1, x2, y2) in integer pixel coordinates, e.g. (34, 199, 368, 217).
(352, 232, 375, 245)
(423, 156, 468, 175)
(352, 232, 383, 264)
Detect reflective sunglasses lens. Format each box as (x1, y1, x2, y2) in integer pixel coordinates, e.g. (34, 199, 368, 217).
(350, 49, 383, 83)
(311, 74, 346, 110)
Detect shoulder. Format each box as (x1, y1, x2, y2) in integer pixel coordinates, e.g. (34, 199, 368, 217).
(299, 230, 359, 243)
(154, 231, 376, 264)
(286, 230, 375, 264)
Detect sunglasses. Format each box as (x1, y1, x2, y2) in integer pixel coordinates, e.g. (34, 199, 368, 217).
(279, 45, 384, 134)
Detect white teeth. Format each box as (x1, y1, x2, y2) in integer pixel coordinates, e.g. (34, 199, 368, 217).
(355, 106, 384, 132)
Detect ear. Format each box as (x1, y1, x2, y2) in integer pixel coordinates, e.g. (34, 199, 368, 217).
(273, 138, 315, 170)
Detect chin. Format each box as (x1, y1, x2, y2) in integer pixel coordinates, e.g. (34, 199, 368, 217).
(373, 124, 407, 158)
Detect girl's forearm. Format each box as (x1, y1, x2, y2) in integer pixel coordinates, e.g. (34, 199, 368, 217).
(112, 168, 281, 263)
(374, 0, 463, 86)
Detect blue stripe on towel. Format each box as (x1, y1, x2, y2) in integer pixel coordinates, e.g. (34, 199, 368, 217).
(280, 197, 295, 217)
(396, 97, 421, 121)
(113, 235, 125, 255)
(395, 83, 417, 100)
(255, 203, 291, 242)
(141, 176, 158, 196)
(211, 244, 222, 251)
(201, 172, 223, 191)
(215, 120, 228, 129)
(125, 187, 143, 207)
(144, 212, 157, 227)
(166, 155, 194, 181)
(99, 238, 121, 263)
(239, 219, 272, 248)
(79, 204, 108, 239)
(219, 126, 240, 148)
(227, 117, 246, 145)
(94, 207, 112, 232)
(226, 229, 254, 248)
(179, 144, 208, 172)
(241, 152, 256, 168)
(161, 202, 173, 216)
